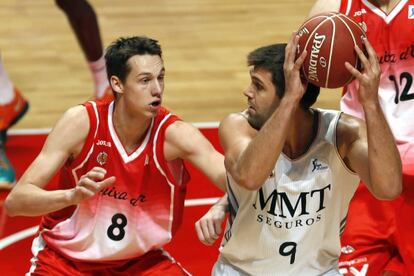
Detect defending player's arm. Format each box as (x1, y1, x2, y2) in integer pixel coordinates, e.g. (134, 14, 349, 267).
(308, 0, 341, 18)
(195, 194, 228, 246)
(5, 106, 115, 217)
(338, 38, 402, 200)
(221, 34, 307, 190)
(164, 120, 226, 191)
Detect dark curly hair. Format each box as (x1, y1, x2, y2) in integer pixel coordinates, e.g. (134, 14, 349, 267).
(247, 43, 320, 109)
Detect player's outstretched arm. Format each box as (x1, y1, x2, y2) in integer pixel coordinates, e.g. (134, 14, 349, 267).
(338, 38, 402, 200)
(195, 194, 228, 246)
(164, 121, 226, 191)
(5, 105, 115, 217)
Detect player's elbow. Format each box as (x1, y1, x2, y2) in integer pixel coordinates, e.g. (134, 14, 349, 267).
(232, 174, 263, 191)
(4, 194, 19, 217)
(372, 179, 402, 200)
(385, 179, 403, 200)
(239, 181, 261, 191)
(226, 160, 264, 190)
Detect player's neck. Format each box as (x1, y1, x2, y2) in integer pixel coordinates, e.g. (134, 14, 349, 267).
(371, 0, 400, 14)
(282, 109, 318, 159)
(112, 105, 153, 154)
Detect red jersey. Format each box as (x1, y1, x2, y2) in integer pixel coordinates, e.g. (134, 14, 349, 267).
(340, 0, 414, 154)
(338, 2, 414, 274)
(39, 101, 190, 262)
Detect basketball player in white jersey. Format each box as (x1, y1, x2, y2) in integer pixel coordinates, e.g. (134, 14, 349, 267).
(308, 0, 414, 274)
(5, 36, 226, 275)
(195, 33, 402, 275)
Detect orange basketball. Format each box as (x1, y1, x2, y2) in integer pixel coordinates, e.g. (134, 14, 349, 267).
(297, 12, 366, 88)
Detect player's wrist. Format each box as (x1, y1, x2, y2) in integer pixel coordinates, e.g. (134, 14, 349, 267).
(280, 94, 301, 110)
(361, 100, 381, 112)
(212, 202, 227, 211)
(64, 188, 77, 205)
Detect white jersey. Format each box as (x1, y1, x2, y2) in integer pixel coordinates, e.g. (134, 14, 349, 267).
(215, 109, 360, 276)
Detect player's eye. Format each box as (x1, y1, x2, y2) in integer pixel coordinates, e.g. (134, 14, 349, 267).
(253, 82, 263, 90)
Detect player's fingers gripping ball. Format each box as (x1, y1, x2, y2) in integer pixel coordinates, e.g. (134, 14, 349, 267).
(297, 12, 366, 88)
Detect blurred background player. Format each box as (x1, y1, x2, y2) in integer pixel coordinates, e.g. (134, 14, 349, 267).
(0, 57, 28, 189)
(308, 0, 414, 274)
(56, 0, 112, 102)
(0, 0, 111, 190)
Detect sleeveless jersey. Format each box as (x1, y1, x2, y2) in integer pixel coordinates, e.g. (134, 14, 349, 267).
(38, 101, 189, 262)
(217, 109, 360, 275)
(339, 0, 414, 155)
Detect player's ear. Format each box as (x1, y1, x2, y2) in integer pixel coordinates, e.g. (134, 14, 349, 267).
(110, 76, 124, 95)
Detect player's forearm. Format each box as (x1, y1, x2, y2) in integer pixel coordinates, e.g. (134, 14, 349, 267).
(202, 166, 227, 192)
(234, 97, 298, 190)
(206, 154, 227, 191)
(211, 170, 227, 191)
(5, 184, 73, 217)
(363, 102, 402, 199)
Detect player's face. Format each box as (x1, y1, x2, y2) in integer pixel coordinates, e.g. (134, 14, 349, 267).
(244, 67, 279, 129)
(121, 54, 165, 118)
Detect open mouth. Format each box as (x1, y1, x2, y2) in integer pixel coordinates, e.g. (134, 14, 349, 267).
(150, 100, 161, 107)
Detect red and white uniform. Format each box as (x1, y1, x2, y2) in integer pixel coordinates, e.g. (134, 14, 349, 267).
(338, 0, 414, 275)
(28, 101, 190, 274)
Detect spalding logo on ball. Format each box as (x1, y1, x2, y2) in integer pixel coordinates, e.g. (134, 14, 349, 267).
(297, 12, 366, 88)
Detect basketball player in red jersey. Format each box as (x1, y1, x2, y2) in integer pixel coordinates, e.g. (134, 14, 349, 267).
(308, 0, 414, 274)
(4, 36, 226, 275)
(0, 0, 111, 190)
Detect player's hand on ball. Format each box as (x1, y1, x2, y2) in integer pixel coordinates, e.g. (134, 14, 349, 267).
(69, 167, 116, 205)
(284, 32, 308, 103)
(345, 37, 381, 105)
(195, 202, 227, 246)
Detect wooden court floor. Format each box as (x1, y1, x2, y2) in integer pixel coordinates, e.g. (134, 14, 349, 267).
(0, 0, 341, 130)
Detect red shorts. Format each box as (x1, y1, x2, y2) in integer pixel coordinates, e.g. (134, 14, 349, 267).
(28, 243, 189, 276)
(339, 150, 414, 276)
